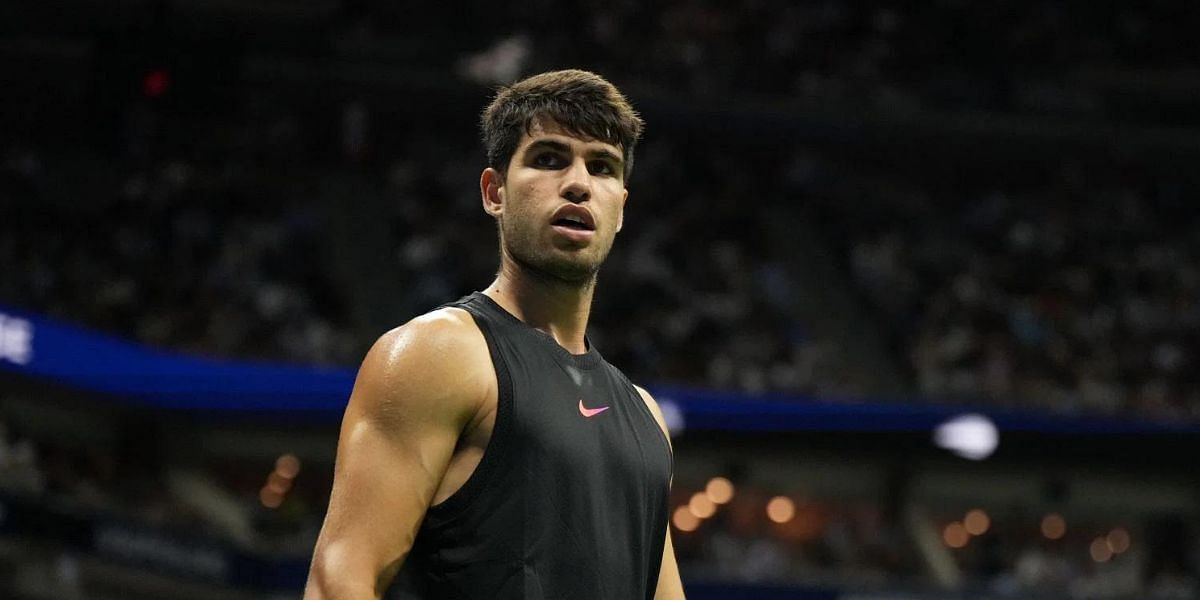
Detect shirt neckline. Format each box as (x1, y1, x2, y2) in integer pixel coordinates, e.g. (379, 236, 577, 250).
(471, 292, 602, 370)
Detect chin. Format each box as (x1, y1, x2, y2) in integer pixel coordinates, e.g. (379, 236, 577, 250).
(506, 238, 607, 284)
(545, 259, 601, 284)
(528, 252, 603, 284)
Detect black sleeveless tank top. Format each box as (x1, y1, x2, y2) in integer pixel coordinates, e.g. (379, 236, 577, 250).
(403, 292, 673, 599)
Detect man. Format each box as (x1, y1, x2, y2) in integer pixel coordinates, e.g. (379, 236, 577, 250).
(306, 70, 685, 599)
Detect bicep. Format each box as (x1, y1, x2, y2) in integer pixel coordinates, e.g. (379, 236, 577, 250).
(309, 321, 486, 594)
(318, 406, 459, 583)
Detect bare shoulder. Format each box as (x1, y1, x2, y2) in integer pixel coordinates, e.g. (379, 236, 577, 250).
(351, 307, 493, 427)
(372, 307, 487, 365)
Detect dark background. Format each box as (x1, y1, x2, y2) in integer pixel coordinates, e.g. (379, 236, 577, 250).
(1, 1, 1198, 598)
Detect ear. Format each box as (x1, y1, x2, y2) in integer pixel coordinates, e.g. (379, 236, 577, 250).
(616, 188, 628, 232)
(481, 167, 505, 218)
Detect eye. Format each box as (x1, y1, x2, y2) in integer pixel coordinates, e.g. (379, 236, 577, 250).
(533, 152, 566, 169)
(588, 160, 616, 176)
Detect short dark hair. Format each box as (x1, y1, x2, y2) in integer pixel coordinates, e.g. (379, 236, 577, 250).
(480, 69, 644, 181)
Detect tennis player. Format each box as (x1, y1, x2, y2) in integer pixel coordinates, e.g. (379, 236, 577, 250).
(306, 69, 684, 599)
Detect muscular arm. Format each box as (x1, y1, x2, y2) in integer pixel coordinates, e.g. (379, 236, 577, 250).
(635, 386, 687, 600)
(305, 311, 491, 599)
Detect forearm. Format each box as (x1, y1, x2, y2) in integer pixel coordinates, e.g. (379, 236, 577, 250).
(305, 544, 399, 600)
(304, 576, 378, 600)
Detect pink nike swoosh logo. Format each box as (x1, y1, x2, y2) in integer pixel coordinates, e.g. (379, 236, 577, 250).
(579, 399, 610, 417)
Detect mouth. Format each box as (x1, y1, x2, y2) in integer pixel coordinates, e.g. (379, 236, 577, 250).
(550, 221, 596, 244)
(550, 205, 596, 243)
(551, 217, 594, 232)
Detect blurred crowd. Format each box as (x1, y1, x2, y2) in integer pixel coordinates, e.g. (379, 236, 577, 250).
(6, 105, 1200, 419)
(3, 2, 1199, 415)
(0, 413, 320, 555)
(800, 154, 1200, 419)
(0, 147, 361, 366)
(0, 419, 41, 498)
(370, 1, 1196, 122)
(0, 107, 856, 397)
(670, 483, 916, 588)
(669, 478, 1198, 599)
(7, 406, 1194, 599)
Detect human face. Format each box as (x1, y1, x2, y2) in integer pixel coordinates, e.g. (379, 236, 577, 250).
(481, 119, 628, 284)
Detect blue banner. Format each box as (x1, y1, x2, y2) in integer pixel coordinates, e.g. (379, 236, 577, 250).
(0, 305, 353, 413)
(1, 305, 1196, 434)
(648, 385, 1200, 434)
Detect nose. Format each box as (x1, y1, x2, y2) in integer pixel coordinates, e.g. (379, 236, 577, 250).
(560, 158, 592, 204)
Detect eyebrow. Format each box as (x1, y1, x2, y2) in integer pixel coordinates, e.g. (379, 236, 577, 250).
(525, 139, 624, 168)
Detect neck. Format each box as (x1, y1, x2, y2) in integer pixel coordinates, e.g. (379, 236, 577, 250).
(483, 257, 596, 355)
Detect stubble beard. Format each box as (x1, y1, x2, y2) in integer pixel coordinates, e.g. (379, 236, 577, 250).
(500, 218, 609, 287)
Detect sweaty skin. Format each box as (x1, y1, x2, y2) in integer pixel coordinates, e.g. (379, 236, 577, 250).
(305, 119, 686, 599)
